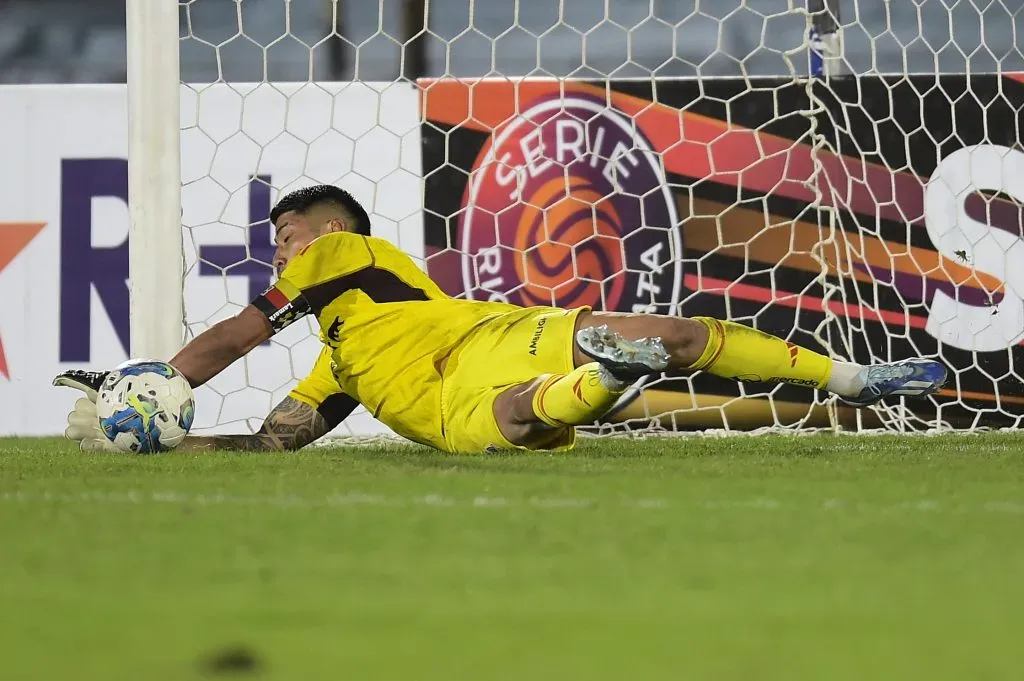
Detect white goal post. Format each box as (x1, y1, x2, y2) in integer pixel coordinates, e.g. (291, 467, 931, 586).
(126, 0, 1024, 438)
(125, 0, 184, 360)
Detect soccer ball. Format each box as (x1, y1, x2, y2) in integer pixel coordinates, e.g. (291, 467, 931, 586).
(96, 359, 195, 453)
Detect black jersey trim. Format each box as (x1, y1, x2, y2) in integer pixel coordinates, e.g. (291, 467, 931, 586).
(300, 267, 430, 315)
(317, 393, 360, 428)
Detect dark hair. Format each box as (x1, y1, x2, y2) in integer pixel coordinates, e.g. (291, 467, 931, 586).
(269, 185, 372, 236)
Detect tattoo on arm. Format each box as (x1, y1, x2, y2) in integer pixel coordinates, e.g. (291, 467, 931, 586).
(181, 397, 330, 452)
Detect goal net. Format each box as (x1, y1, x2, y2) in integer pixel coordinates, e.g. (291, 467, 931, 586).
(154, 0, 1024, 440)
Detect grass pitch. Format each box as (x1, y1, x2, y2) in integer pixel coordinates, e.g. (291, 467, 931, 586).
(2, 434, 1024, 681)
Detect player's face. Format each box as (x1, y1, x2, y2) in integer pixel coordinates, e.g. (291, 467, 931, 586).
(272, 210, 338, 275)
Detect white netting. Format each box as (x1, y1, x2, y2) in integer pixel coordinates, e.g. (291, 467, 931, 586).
(176, 79, 421, 437)
(174, 0, 1024, 440)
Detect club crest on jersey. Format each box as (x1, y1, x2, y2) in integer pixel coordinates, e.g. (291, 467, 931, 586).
(459, 93, 682, 314)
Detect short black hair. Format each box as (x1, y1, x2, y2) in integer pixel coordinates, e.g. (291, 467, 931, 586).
(269, 184, 372, 236)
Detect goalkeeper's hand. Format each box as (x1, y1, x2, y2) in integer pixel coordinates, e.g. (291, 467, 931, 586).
(52, 370, 119, 452)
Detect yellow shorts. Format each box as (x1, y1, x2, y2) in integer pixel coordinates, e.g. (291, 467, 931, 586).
(440, 305, 588, 454)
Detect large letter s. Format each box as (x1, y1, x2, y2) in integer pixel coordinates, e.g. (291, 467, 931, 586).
(924, 145, 1024, 352)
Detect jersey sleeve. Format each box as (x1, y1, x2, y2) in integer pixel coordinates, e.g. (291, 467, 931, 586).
(280, 232, 374, 291)
(289, 344, 360, 428)
(252, 232, 446, 331)
(250, 232, 373, 332)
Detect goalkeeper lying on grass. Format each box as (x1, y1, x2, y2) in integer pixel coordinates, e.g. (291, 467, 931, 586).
(55, 185, 948, 454)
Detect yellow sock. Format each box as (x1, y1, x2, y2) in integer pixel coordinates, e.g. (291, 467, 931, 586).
(688, 317, 833, 389)
(532, 363, 625, 427)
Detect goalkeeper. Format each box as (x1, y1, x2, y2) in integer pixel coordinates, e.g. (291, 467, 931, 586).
(55, 185, 947, 454)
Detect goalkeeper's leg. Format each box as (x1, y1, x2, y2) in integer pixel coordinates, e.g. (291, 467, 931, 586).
(492, 363, 643, 449)
(491, 334, 669, 448)
(569, 312, 947, 406)
(492, 312, 947, 448)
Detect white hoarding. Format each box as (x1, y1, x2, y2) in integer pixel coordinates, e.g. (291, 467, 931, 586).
(0, 83, 422, 437)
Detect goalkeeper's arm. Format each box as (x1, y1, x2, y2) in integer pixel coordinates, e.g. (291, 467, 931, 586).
(169, 304, 272, 388)
(56, 278, 336, 451)
(176, 392, 358, 452)
(167, 301, 358, 451)
(54, 373, 358, 453)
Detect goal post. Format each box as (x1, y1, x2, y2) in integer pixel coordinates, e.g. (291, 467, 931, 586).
(144, 1, 1024, 439)
(125, 0, 184, 360)
(808, 0, 843, 78)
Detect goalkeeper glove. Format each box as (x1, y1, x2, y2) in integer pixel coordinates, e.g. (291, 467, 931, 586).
(52, 370, 120, 453)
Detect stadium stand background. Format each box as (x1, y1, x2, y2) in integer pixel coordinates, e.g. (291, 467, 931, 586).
(0, 0, 1021, 84)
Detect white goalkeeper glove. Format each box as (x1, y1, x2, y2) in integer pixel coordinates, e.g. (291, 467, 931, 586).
(52, 370, 120, 453)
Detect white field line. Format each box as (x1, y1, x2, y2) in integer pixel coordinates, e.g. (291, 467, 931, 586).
(0, 490, 1023, 515)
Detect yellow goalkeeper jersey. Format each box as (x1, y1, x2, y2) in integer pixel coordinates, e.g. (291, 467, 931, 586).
(252, 231, 518, 448)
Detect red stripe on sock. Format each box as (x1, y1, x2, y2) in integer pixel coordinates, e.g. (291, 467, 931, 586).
(703, 319, 727, 370)
(571, 375, 591, 406)
(534, 376, 569, 427)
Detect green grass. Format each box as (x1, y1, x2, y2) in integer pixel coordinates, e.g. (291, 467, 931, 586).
(2, 434, 1024, 681)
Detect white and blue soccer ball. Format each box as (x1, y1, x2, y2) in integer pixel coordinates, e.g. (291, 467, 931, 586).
(96, 360, 195, 453)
